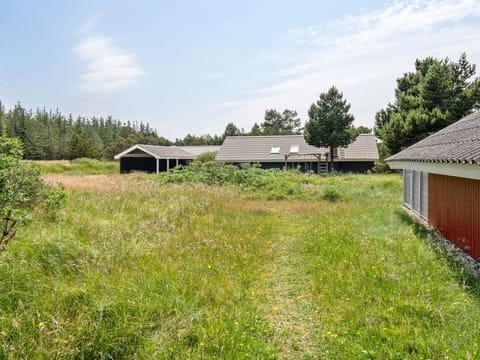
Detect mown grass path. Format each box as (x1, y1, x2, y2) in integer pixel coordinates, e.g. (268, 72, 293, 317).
(2, 173, 480, 359)
(263, 213, 318, 359)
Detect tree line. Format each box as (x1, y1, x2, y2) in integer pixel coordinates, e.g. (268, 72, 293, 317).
(3, 53, 476, 162)
(0, 102, 170, 160)
(0, 100, 371, 160)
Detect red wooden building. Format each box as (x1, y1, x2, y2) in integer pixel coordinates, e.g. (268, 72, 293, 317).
(386, 112, 480, 260)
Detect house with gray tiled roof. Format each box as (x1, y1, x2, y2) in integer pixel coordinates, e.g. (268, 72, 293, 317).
(386, 111, 480, 261)
(115, 135, 379, 174)
(216, 134, 379, 173)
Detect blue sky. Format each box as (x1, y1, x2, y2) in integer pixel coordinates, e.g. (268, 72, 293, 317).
(1, 0, 479, 140)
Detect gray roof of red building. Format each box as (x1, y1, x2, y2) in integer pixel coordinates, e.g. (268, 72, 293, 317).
(386, 111, 480, 164)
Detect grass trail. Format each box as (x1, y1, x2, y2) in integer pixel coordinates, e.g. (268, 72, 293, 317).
(263, 215, 318, 358)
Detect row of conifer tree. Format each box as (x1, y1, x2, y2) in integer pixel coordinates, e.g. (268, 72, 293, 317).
(0, 101, 223, 160)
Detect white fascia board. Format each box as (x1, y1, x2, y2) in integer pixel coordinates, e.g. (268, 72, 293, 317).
(388, 161, 480, 180)
(114, 144, 138, 159)
(114, 145, 158, 160)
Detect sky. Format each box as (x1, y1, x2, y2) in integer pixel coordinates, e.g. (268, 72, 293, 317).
(1, 0, 480, 140)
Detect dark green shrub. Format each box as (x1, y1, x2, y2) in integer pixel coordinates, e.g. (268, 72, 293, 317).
(373, 160, 391, 173)
(192, 151, 217, 164)
(0, 136, 66, 249)
(321, 188, 343, 202)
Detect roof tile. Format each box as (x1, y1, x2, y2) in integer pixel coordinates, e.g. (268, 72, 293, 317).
(216, 134, 379, 162)
(386, 112, 480, 164)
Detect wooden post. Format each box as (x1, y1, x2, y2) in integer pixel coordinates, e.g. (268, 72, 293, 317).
(166, 158, 170, 172)
(156, 158, 159, 174)
(176, 158, 179, 167)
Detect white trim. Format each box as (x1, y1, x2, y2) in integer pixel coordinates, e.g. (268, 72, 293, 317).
(388, 161, 480, 180)
(114, 145, 159, 160)
(120, 153, 154, 158)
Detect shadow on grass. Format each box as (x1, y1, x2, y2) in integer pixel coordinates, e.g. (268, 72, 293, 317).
(396, 209, 480, 303)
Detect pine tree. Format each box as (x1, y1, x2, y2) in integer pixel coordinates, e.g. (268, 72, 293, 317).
(305, 86, 355, 171)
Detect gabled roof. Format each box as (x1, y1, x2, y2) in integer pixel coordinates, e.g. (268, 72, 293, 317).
(339, 134, 381, 160)
(216, 134, 378, 162)
(386, 111, 480, 164)
(114, 144, 195, 160)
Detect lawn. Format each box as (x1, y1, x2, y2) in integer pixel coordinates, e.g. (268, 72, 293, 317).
(1, 170, 480, 359)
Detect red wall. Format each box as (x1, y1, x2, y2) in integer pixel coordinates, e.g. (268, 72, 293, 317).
(428, 174, 480, 260)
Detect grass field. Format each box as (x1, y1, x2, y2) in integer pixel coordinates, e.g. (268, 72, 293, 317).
(1, 171, 480, 359)
(27, 159, 119, 175)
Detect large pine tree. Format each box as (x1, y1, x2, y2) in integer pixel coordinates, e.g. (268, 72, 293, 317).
(304, 86, 355, 171)
(376, 53, 480, 155)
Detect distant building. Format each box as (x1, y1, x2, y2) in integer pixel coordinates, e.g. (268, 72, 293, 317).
(114, 145, 220, 173)
(114, 134, 379, 174)
(386, 111, 480, 261)
(216, 134, 379, 173)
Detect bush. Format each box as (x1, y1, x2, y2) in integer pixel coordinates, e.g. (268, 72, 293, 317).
(373, 160, 391, 173)
(158, 162, 318, 200)
(192, 151, 217, 164)
(320, 188, 343, 202)
(0, 136, 66, 250)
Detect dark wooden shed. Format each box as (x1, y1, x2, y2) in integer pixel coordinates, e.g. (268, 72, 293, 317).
(114, 144, 195, 173)
(387, 112, 480, 260)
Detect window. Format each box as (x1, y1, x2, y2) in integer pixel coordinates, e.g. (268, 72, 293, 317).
(420, 171, 428, 218)
(412, 170, 420, 212)
(403, 170, 412, 208)
(270, 146, 280, 154)
(403, 169, 428, 219)
(289, 145, 299, 154)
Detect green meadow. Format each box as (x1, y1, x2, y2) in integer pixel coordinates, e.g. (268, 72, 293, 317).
(27, 159, 119, 175)
(1, 168, 480, 359)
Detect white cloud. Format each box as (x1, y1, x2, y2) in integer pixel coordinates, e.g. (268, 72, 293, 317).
(74, 35, 144, 93)
(216, 0, 480, 130)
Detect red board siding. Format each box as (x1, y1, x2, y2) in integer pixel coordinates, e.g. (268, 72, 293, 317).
(428, 174, 480, 260)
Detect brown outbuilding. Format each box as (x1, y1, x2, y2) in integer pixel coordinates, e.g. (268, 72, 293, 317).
(386, 111, 480, 260)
